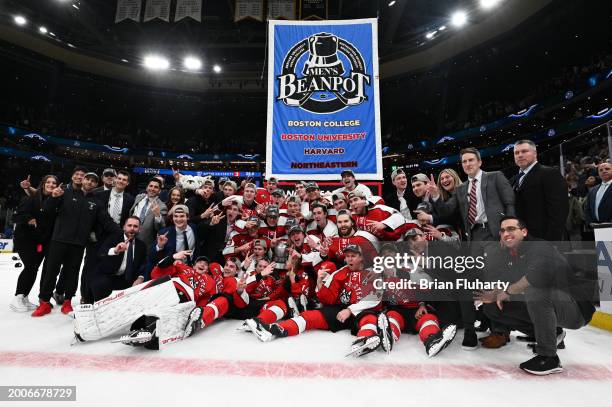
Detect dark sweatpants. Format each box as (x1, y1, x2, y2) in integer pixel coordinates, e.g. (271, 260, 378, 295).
(39, 241, 85, 302)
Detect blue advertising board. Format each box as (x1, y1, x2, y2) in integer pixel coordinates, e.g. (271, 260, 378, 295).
(266, 19, 382, 180)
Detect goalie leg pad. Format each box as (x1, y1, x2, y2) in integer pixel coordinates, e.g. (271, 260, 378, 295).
(73, 280, 180, 341)
(145, 301, 196, 348)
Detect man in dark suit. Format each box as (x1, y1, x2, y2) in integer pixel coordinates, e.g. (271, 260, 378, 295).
(198, 201, 242, 264)
(82, 170, 136, 300)
(93, 168, 117, 194)
(510, 140, 568, 241)
(87, 216, 147, 302)
(384, 168, 419, 220)
(153, 204, 200, 264)
(585, 160, 612, 226)
(425, 147, 515, 350)
(95, 170, 135, 227)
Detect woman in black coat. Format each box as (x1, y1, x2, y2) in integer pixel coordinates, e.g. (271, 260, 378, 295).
(10, 175, 58, 312)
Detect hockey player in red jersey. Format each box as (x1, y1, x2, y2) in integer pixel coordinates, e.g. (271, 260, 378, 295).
(257, 205, 287, 241)
(248, 244, 384, 357)
(282, 195, 307, 229)
(331, 170, 373, 200)
(316, 210, 379, 267)
(349, 190, 409, 241)
(225, 256, 300, 331)
(329, 193, 348, 223)
(221, 183, 259, 218)
(306, 202, 338, 241)
(182, 257, 252, 338)
(223, 216, 270, 261)
(270, 189, 288, 212)
(150, 252, 249, 340)
(280, 224, 321, 310)
(374, 241, 457, 357)
(239, 238, 271, 276)
(304, 182, 332, 210)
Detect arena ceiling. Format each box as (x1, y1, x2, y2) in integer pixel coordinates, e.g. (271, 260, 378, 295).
(0, 0, 554, 91)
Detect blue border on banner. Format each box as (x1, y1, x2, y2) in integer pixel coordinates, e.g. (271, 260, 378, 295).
(266, 19, 382, 181)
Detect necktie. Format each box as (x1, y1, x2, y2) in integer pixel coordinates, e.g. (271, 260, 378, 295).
(183, 230, 190, 251)
(125, 240, 134, 280)
(139, 199, 149, 223)
(111, 193, 122, 224)
(595, 183, 609, 221)
(516, 171, 525, 188)
(468, 178, 478, 226)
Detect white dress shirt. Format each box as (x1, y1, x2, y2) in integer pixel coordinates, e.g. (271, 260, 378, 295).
(396, 189, 413, 220)
(595, 181, 611, 221)
(107, 234, 133, 275)
(517, 161, 538, 187)
(175, 225, 196, 252)
(468, 170, 487, 224)
(108, 189, 124, 225)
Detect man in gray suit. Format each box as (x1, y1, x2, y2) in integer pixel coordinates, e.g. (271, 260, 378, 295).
(130, 177, 168, 250)
(421, 147, 515, 350)
(424, 147, 516, 244)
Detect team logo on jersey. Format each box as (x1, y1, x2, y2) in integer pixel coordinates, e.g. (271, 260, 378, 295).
(339, 289, 351, 305)
(277, 32, 371, 114)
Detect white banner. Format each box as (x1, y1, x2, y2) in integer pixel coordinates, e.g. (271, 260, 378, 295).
(144, 0, 170, 22)
(115, 0, 142, 23)
(234, 0, 264, 22)
(268, 0, 295, 20)
(175, 0, 202, 22)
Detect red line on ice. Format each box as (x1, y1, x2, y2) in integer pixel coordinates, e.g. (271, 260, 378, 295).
(1, 351, 612, 380)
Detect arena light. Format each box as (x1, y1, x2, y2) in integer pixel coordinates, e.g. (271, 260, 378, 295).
(388, 1, 396, 6)
(480, 0, 501, 9)
(39, 26, 48, 34)
(213, 64, 222, 73)
(14, 15, 27, 26)
(183, 56, 202, 71)
(49, 32, 56, 36)
(450, 10, 467, 28)
(438, 25, 446, 31)
(425, 31, 436, 39)
(143, 55, 170, 71)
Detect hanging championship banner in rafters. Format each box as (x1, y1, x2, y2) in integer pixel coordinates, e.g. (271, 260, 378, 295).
(266, 19, 382, 180)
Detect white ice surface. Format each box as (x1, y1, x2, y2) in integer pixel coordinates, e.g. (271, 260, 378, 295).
(1, 253, 611, 407)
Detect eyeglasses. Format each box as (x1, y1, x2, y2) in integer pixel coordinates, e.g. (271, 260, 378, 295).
(499, 226, 522, 234)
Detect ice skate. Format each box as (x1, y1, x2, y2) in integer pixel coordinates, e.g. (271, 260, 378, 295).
(346, 335, 381, 357)
(377, 313, 394, 354)
(183, 306, 204, 338)
(287, 297, 300, 318)
(112, 329, 155, 346)
(248, 319, 287, 342)
(425, 324, 457, 357)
